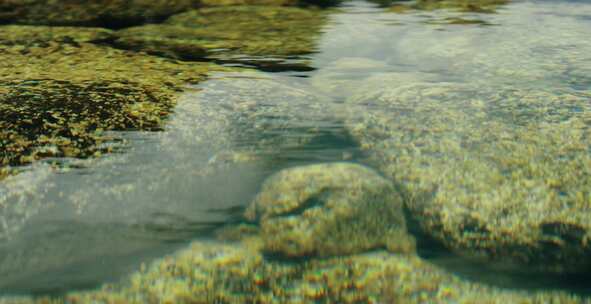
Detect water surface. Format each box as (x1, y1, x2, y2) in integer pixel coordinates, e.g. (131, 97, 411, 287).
(1, 0, 591, 297)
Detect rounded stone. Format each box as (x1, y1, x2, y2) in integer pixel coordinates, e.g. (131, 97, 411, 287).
(245, 162, 414, 258)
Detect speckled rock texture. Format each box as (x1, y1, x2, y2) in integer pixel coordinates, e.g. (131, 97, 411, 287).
(0, 0, 201, 28)
(345, 78, 591, 272)
(0, 26, 218, 174)
(245, 162, 415, 257)
(3, 239, 586, 304)
(0, 0, 338, 29)
(375, 0, 510, 13)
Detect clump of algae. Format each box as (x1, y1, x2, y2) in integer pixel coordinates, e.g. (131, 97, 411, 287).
(0, 26, 220, 175)
(345, 79, 591, 272)
(112, 6, 330, 62)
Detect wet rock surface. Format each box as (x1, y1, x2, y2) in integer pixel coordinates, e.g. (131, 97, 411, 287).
(245, 162, 414, 257)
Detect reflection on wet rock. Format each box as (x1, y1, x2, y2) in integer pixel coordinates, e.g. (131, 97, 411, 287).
(113, 6, 329, 70)
(245, 163, 414, 257)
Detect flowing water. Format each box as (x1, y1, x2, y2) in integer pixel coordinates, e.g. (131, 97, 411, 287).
(1, 0, 591, 298)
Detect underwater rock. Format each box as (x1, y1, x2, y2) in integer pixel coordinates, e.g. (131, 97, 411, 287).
(0, 0, 200, 29)
(22, 239, 587, 303)
(344, 79, 591, 272)
(199, 0, 341, 7)
(112, 6, 328, 68)
(0, 29, 218, 175)
(245, 162, 414, 257)
(376, 0, 510, 13)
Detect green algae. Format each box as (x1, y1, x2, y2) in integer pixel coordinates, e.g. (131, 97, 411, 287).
(245, 162, 414, 258)
(112, 6, 329, 65)
(0, 27, 220, 175)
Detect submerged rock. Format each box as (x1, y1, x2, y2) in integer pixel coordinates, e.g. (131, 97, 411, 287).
(245, 162, 414, 257)
(0, 27, 218, 175)
(0, 0, 338, 29)
(345, 79, 591, 272)
(0, 0, 200, 28)
(378, 0, 510, 13)
(14, 239, 585, 303)
(112, 6, 328, 69)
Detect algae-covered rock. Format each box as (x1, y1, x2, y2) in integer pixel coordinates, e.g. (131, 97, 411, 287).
(0, 27, 218, 173)
(0, 25, 114, 44)
(34, 239, 589, 304)
(345, 79, 591, 272)
(0, 0, 200, 28)
(199, 0, 298, 6)
(383, 0, 510, 13)
(200, 0, 341, 7)
(245, 162, 414, 257)
(113, 6, 328, 68)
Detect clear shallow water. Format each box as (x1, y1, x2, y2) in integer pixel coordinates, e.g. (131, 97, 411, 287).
(1, 0, 591, 297)
(0, 72, 356, 294)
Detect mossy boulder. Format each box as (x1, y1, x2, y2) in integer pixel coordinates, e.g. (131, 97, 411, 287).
(345, 78, 591, 272)
(112, 6, 328, 68)
(0, 26, 218, 174)
(245, 162, 414, 257)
